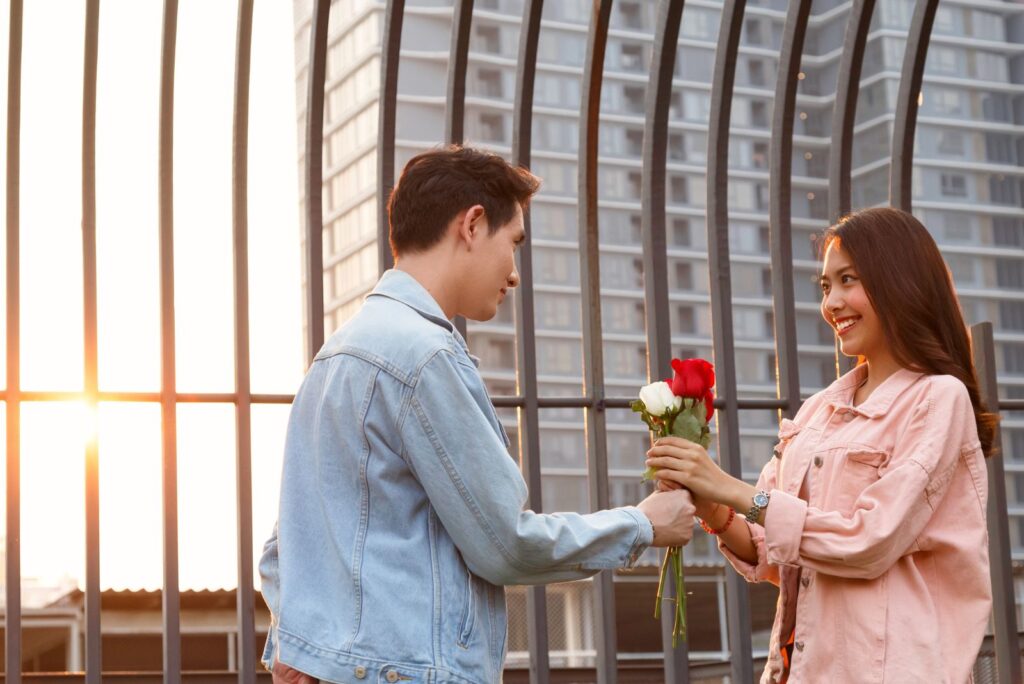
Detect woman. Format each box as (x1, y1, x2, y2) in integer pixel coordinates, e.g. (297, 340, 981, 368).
(647, 207, 995, 683)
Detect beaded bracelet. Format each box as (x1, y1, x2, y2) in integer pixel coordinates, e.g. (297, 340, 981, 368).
(699, 506, 735, 535)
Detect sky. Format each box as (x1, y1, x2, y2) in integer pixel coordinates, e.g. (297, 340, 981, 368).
(0, 0, 304, 597)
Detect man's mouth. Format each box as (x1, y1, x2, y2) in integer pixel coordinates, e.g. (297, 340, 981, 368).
(835, 316, 860, 336)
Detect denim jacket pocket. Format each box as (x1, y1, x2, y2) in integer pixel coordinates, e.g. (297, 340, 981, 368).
(833, 448, 888, 515)
(458, 571, 476, 648)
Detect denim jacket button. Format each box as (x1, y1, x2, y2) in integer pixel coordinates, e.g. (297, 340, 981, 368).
(800, 576, 810, 587)
(813, 456, 823, 468)
(354, 666, 367, 679)
(386, 670, 400, 683)
(795, 641, 805, 651)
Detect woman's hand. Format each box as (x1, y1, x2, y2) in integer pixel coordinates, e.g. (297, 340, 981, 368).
(646, 437, 735, 505)
(655, 478, 720, 521)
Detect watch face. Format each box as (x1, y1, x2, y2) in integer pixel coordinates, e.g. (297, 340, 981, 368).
(754, 492, 769, 507)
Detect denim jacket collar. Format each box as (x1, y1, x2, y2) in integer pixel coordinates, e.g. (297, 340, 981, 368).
(822, 364, 923, 419)
(366, 269, 477, 364)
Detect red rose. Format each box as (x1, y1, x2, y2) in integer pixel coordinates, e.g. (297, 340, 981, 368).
(668, 358, 715, 421)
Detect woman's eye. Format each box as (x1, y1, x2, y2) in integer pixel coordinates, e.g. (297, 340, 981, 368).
(841, 274, 856, 284)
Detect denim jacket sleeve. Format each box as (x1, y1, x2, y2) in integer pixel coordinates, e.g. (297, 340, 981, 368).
(258, 522, 280, 669)
(399, 348, 653, 586)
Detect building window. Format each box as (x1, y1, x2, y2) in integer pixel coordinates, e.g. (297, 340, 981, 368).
(940, 173, 967, 198)
(625, 128, 644, 157)
(937, 131, 965, 156)
(675, 261, 693, 289)
(1001, 302, 1024, 332)
(751, 100, 768, 128)
(669, 133, 685, 162)
(475, 25, 501, 54)
(997, 259, 1024, 289)
(991, 175, 1019, 206)
(986, 133, 1014, 164)
(748, 59, 766, 86)
(478, 69, 503, 98)
(745, 18, 764, 45)
(623, 85, 645, 114)
(620, 43, 645, 72)
(1004, 343, 1024, 375)
(670, 176, 689, 204)
(994, 218, 1024, 247)
(752, 142, 768, 169)
(480, 112, 506, 142)
(677, 305, 696, 333)
(619, 1, 643, 29)
(672, 218, 691, 247)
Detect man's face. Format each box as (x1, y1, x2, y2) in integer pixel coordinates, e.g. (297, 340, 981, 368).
(461, 205, 525, 321)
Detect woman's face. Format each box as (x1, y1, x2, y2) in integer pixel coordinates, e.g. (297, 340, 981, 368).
(819, 243, 887, 361)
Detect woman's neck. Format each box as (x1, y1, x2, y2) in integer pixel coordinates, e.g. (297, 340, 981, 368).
(853, 353, 902, 406)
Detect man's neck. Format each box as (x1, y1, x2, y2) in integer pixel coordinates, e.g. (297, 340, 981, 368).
(395, 258, 459, 320)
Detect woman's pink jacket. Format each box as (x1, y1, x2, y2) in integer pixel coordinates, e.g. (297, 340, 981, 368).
(721, 366, 991, 683)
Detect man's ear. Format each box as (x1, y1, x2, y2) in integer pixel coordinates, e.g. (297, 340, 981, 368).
(456, 205, 487, 249)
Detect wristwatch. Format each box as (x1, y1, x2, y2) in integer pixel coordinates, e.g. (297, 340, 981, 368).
(745, 490, 771, 523)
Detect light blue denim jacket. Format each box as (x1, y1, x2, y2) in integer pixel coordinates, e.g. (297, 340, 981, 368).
(259, 270, 653, 684)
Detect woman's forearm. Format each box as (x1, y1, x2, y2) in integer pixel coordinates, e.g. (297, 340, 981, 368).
(704, 479, 759, 563)
(700, 500, 757, 563)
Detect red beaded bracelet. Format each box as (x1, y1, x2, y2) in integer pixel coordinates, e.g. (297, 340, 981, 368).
(699, 506, 735, 535)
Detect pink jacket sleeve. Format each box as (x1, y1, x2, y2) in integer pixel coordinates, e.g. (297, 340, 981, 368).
(718, 457, 781, 586)
(762, 377, 980, 580)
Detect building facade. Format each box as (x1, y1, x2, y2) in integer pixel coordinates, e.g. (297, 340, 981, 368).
(293, 0, 1024, 666)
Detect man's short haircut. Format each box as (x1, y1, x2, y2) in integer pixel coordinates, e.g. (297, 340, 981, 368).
(387, 145, 541, 257)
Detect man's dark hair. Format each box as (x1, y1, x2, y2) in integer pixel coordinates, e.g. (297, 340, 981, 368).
(387, 145, 540, 256)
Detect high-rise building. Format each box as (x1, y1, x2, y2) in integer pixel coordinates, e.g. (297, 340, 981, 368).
(293, 0, 1024, 665)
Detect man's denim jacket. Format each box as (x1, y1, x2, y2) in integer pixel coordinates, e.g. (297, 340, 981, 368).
(260, 270, 653, 684)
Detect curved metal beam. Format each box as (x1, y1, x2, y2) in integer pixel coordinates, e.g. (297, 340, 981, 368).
(303, 0, 329, 365)
(890, 0, 939, 212)
(445, 0, 474, 145)
(767, 0, 811, 421)
(577, 1, 616, 681)
(828, 0, 876, 222)
(6, 1, 23, 681)
(510, 1, 549, 681)
(82, 1, 101, 680)
(705, 0, 754, 681)
(158, 0, 182, 678)
(231, 0, 256, 679)
(377, 0, 406, 274)
(641, 0, 690, 678)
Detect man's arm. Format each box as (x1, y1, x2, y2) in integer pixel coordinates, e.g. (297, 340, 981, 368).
(399, 349, 694, 586)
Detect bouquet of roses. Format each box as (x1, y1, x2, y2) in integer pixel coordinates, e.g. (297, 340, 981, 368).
(631, 358, 715, 647)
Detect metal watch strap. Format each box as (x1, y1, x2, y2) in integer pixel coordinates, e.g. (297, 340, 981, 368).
(745, 490, 770, 523)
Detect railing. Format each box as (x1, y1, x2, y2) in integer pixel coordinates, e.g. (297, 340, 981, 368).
(2, 0, 1022, 682)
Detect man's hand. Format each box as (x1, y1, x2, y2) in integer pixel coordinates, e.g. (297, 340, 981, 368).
(636, 489, 696, 547)
(272, 659, 317, 684)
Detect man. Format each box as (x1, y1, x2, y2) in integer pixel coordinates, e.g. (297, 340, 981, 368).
(261, 146, 695, 684)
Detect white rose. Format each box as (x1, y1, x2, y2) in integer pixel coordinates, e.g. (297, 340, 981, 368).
(638, 381, 681, 417)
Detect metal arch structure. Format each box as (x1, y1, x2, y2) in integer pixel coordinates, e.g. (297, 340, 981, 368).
(577, 2, 617, 681)
(640, 1, 689, 680)
(510, 1, 550, 682)
(0, 0, 1018, 680)
(377, 0, 406, 275)
(889, 0, 939, 212)
(705, 1, 754, 682)
(829, 0, 877, 223)
(6, 1, 23, 680)
(767, 0, 811, 422)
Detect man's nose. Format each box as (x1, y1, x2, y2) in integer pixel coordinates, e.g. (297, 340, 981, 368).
(509, 268, 520, 288)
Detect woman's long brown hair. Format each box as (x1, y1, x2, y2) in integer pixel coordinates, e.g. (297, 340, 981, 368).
(822, 207, 998, 457)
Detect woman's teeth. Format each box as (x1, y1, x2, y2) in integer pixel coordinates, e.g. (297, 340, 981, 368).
(836, 317, 858, 332)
